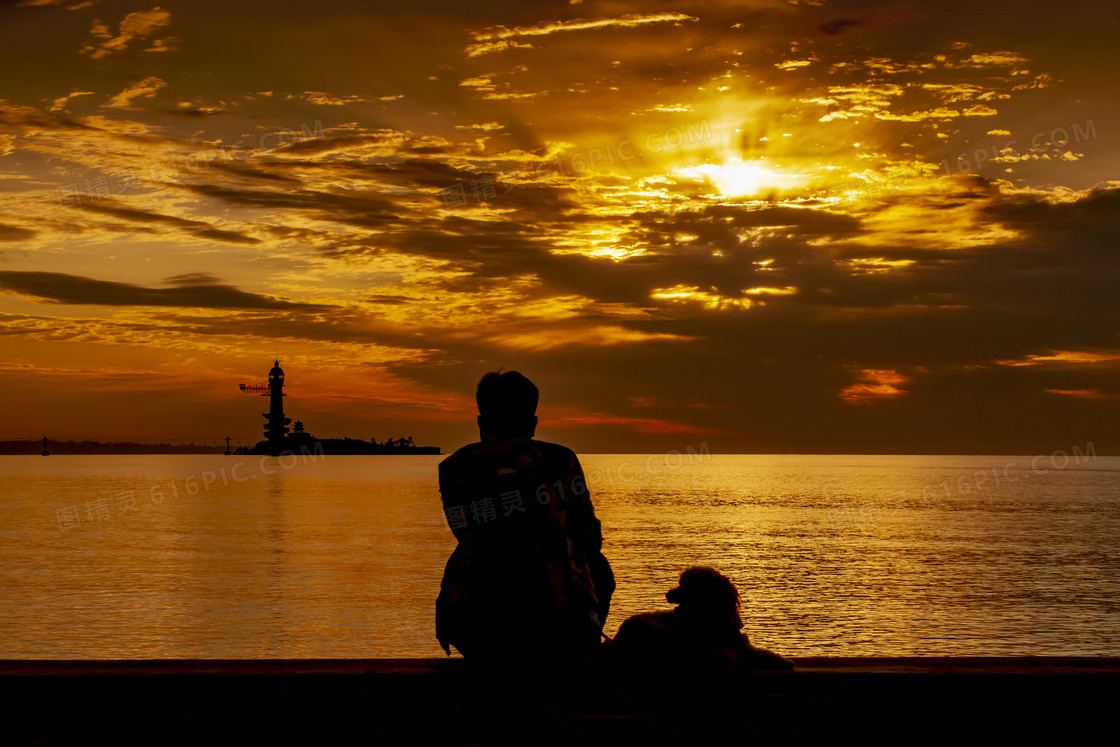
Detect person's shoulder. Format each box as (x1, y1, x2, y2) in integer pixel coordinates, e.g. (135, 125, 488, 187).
(440, 441, 484, 462)
(438, 442, 486, 472)
(528, 439, 579, 462)
(440, 439, 544, 472)
(440, 439, 578, 476)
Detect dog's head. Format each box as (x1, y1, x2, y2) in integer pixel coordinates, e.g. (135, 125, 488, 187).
(666, 566, 743, 631)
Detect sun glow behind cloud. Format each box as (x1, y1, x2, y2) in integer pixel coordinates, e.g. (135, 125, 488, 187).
(673, 158, 811, 198)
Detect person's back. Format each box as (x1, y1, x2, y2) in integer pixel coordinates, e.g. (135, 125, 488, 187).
(436, 372, 614, 663)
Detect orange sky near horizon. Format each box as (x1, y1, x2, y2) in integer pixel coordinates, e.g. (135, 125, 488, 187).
(1, 0, 1118, 454)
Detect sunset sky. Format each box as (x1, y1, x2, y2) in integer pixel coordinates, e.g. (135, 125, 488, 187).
(1, 0, 1117, 453)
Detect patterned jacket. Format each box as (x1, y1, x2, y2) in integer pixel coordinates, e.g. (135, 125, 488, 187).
(436, 438, 614, 657)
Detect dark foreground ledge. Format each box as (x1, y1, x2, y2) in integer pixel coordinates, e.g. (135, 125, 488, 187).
(3, 657, 1118, 745)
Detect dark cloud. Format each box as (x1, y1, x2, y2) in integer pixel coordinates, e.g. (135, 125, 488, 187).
(0, 103, 97, 134)
(0, 271, 332, 310)
(164, 272, 222, 286)
(76, 200, 261, 244)
(983, 187, 1120, 236)
(77, 201, 208, 229)
(203, 160, 305, 184)
(276, 133, 405, 157)
(172, 183, 404, 229)
(0, 223, 36, 241)
(161, 107, 228, 117)
(819, 18, 862, 36)
(192, 227, 261, 244)
(367, 294, 411, 304)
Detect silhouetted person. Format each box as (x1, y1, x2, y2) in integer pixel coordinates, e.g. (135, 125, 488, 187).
(607, 566, 792, 674)
(436, 371, 615, 665)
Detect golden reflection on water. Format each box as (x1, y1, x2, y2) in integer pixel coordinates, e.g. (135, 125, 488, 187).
(1, 453, 1118, 658)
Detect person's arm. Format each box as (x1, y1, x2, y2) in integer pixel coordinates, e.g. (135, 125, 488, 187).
(563, 453, 601, 553)
(438, 457, 471, 543)
(562, 451, 615, 621)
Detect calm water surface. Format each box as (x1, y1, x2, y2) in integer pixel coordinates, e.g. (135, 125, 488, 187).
(2, 451, 1118, 658)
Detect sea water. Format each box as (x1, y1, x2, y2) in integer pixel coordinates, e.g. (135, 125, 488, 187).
(1, 450, 1117, 658)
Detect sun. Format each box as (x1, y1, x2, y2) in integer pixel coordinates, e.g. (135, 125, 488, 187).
(673, 157, 807, 198)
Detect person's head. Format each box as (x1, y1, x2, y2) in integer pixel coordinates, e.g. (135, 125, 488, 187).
(476, 370, 539, 440)
(666, 566, 743, 630)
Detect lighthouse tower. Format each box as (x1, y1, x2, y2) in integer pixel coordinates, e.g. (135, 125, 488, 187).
(263, 359, 291, 455)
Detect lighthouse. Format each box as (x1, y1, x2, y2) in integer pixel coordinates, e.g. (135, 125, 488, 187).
(263, 360, 291, 456)
(239, 360, 439, 456)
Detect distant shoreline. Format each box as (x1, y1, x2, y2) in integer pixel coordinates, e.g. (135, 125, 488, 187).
(0, 440, 442, 456)
(2, 442, 1113, 457)
(0, 441, 222, 455)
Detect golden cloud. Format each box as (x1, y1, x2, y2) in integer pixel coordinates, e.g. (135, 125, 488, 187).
(840, 369, 909, 404)
(81, 7, 171, 59)
(466, 11, 697, 55)
(103, 77, 166, 110)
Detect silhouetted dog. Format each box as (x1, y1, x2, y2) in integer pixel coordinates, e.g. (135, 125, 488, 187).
(606, 566, 792, 673)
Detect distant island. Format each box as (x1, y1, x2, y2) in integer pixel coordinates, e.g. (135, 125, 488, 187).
(239, 360, 439, 457)
(0, 437, 440, 456)
(4, 359, 441, 457)
(250, 436, 441, 457)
